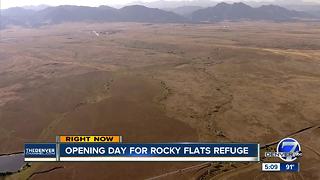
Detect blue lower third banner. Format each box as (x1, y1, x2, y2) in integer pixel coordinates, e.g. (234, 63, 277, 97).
(25, 143, 57, 161)
(58, 143, 259, 162)
(24, 143, 259, 162)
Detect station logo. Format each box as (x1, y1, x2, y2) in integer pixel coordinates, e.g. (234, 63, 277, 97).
(25, 148, 55, 156)
(24, 143, 56, 158)
(277, 138, 301, 162)
(265, 138, 302, 162)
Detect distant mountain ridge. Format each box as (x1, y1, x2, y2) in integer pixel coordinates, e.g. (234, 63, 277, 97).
(1, 5, 185, 28)
(0, 3, 315, 29)
(22, 5, 50, 11)
(191, 2, 310, 21)
(168, 6, 203, 16)
(119, 5, 185, 22)
(35, 5, 119, 23)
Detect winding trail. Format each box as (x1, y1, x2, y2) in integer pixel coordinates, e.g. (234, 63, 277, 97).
(0, 152, 23, 157)
(26, 166, 64, 180)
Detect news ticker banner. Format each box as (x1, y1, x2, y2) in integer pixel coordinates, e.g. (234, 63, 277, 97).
(24, 141, 260, 162)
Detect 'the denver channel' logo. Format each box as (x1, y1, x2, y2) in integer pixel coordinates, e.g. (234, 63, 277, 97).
(265, 138, 302, 162)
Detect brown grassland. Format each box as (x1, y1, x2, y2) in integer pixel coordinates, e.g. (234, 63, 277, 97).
(0, 22, 320, 179)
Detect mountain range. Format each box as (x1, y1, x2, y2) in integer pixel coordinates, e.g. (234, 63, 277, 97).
(191, 2, 309, 22)
(0, 2, 316, 29)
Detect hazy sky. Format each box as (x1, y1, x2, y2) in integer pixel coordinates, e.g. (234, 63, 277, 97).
(1, 0, 318, 9)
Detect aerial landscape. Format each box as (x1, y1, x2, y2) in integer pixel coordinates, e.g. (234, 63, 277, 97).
(0, 0, 320, 179)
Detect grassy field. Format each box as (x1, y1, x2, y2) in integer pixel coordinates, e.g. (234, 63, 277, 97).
(0, 22, 319, 179)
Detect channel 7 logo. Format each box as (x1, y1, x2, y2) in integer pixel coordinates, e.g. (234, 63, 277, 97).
(265, 138, 302, 162)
